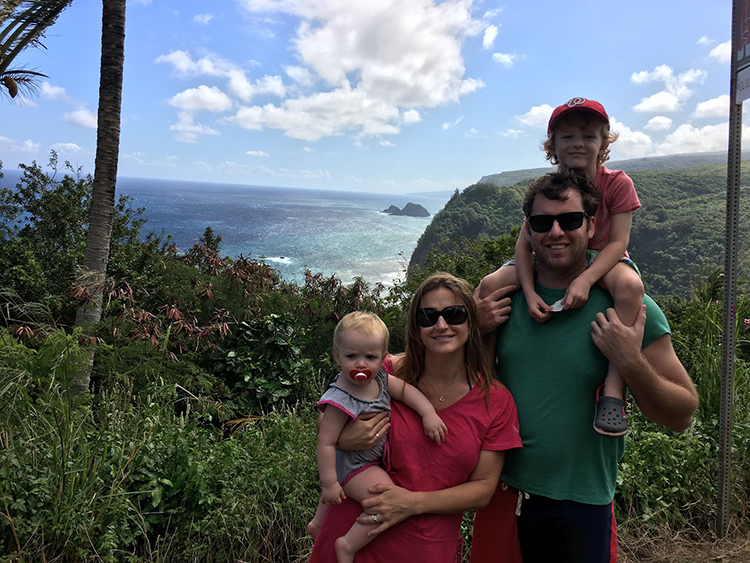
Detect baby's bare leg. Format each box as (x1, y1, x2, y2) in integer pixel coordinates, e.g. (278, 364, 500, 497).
(307, 498, 328, 538)
(334, 466, 393, 563)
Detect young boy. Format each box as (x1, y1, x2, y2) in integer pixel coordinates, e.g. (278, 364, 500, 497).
(478, 97, 643, 437)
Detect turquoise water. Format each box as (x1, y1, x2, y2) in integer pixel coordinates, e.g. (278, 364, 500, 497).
(115, 177, 450, 286)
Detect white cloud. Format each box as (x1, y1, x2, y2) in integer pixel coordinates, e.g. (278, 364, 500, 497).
(483, 25, 498, 50)
(697, 35, 712, 46)
(246, 150, 270, 157)
(156, 50, 285, 103)
(379, 140, 396, 147)
(644, 116, 672, 131)
(51, 142, 85, 155)
(402, 109, 421, 124)
(229, 0, 485, 141)
(515, 104, 554, 128)
(631, 65, 707, 112)
(169, 111, 220, 143)
(633, 91, 681, 112)
(608, 117, 653, 158)
(499, 128, 524, 138)
(345, 175, 363, 183)
(64, 107, 98, 129)
(483, 8, 503, 19)
(653, 122, 729, 156)
(194, 13, 213, 25)
(692, 95, 729, 119)
(442, 115, 463, 130)
(169, 85, 232, 112)
(285, 65, 315, 87)
(492, 52, 518, 67)
(0, 135, 40, 153)
(303, 146, 314, 152)
(40, 82, 67, 100)
(708, 40, 731, 64)
(464, 127, 484, 138)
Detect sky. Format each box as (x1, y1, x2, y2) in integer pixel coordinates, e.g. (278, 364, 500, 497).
(0, 0, 737, 194)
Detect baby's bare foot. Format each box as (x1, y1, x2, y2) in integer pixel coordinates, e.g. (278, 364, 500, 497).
(306, 521, 321, 539)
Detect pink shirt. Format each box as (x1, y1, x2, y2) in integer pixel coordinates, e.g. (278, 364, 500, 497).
(589, 165, 640, 253)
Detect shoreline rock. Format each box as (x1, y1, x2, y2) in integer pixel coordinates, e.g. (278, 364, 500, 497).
(381, 202, 430, 217)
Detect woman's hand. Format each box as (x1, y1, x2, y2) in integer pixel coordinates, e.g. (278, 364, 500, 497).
(336, 411, 390, 451)
(357, 482, 420, 537)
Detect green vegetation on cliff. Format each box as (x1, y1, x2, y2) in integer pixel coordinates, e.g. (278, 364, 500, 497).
(412, 162, 750, 297)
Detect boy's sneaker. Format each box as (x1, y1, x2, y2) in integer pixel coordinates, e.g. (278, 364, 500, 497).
(594, 385, 628, 437)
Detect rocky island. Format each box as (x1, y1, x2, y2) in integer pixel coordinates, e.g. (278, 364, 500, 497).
(381, 202, 430, 217)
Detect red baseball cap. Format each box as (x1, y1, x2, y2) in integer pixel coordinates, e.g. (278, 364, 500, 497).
(547, 97, 609, 134)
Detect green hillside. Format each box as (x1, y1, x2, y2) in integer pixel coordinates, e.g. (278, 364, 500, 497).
(411, 162, 750, 297)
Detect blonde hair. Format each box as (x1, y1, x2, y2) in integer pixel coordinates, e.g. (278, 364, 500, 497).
(332, 311, 389, 357)
(396, 272, 496, 398)
(542, 113, 619, 167)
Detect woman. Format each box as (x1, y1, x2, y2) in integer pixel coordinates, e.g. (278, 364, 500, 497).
(309, 272, 521, 562)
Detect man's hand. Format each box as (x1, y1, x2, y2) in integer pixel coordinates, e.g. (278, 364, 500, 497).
(473, 284, 516, 334)
(590, 305, 646, 367)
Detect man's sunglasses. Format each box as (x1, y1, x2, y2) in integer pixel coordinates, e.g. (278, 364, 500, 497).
(416, 305, 469, 328)
(526, 212, 588, 233)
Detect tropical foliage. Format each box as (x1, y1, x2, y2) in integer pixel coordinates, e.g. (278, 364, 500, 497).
(2, 159, 750, 560)
(412, 162, 750, 298)
(0, 0, 73, 100)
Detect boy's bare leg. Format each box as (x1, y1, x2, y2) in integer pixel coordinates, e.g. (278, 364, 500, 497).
(478, 265, 519, 299)
(597, 263, 644, 436)
(335, 466, 393, 563)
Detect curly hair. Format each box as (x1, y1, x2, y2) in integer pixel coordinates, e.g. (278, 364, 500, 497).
(522, 169, 600, 219)
(395, 272, 496, 398)
(542, 112, 619, 166)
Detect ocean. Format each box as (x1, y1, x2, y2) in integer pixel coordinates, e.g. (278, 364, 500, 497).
(100, 177, 450, 287)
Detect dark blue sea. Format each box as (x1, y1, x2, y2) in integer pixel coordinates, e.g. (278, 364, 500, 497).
(2, 170, 451, 286)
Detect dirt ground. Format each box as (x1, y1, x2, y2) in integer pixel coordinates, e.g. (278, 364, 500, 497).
(619, 530, 750, 562)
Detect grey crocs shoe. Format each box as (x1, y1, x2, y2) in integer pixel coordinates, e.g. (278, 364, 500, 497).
(594, 395, 628, 437)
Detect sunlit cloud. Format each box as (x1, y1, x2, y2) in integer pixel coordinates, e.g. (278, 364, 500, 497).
(194, 13, 213, 25)
(515, 104, 554, 128)
(63, 107, 97, 129)
(692, 95, 729, 119)
(644, 116, 673, 131)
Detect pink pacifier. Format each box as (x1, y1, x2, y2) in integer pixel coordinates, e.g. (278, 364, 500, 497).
(349, 369, 373, 382)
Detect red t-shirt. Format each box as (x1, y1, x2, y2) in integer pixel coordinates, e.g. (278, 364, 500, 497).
(589, 165, 640, 253)
(309, 372, 521, 562)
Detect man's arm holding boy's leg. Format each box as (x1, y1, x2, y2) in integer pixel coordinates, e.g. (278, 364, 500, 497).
(591, 305, 698, 432)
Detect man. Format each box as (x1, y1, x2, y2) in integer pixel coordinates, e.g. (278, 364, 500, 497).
(471, 170, 698, 563)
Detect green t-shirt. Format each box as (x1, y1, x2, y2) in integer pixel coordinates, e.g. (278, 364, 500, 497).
(497, 284, 670, 505)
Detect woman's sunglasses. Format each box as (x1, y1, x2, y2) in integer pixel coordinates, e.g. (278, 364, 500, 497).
(416, 305, 469, 328)
(526, 212, 587, 233)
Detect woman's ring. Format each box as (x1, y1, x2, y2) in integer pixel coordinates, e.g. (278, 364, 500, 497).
(375, 432, 379, 438)
(372, 514, 379, 523)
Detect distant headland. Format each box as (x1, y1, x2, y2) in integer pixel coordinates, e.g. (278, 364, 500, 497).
(381, 202, 430, 217)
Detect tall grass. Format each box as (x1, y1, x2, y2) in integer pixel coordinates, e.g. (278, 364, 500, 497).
(0, 328, 319, 562)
